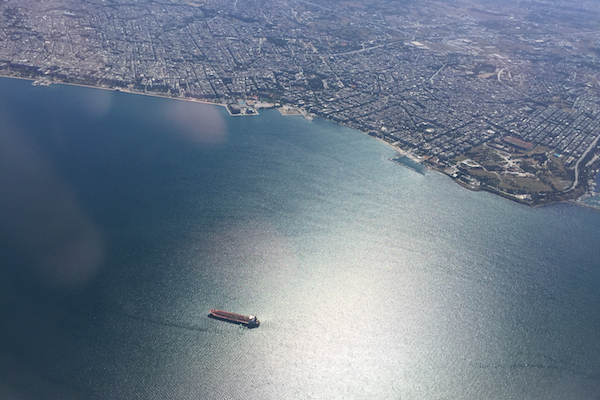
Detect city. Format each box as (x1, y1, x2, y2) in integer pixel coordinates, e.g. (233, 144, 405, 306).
(3, 0, 600, 205)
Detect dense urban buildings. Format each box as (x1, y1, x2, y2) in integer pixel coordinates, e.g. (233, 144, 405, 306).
(2, 0, 600, 205)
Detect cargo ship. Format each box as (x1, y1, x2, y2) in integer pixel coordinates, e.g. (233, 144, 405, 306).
(208, 309, 260, 328)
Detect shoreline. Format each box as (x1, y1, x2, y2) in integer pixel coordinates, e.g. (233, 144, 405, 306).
(0, 73, 232, 109)
(2, 74, 597, 211)
(277, 105, 314, 120)
(373, 133, 600, 210)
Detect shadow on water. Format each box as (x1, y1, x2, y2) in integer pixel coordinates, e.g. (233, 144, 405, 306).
(103, 306, 209, 333)
(391, 156, 426, 174)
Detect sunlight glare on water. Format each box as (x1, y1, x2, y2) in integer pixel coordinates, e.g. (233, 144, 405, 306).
(0, 78, 599, 399)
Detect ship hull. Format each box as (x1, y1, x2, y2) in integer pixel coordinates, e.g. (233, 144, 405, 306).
(208, 309, 260, 328)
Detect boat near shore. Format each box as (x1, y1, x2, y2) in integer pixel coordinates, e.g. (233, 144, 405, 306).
(208, 309, 260, 328)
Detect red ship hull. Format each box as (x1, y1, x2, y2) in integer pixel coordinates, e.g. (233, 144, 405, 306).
(209, 309, 260, 328)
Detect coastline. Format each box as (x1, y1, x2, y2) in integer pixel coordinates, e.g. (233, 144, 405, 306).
(372, 132, 600, 210)
(278, 105, 314, 120)
(0, 73, 232, 109)
(2, 74, 598, 211)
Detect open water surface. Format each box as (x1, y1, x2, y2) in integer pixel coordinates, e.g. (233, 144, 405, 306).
(1, 78, 600, 399)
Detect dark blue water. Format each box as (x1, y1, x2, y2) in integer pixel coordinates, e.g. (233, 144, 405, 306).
(1, 77, 600, 399)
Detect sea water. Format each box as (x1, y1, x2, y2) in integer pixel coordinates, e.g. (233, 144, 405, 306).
(1, 77, 599, 399)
